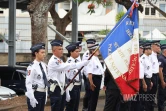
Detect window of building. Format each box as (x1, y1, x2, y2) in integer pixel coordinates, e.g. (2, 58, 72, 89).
(151, 8, 156, 15)
(159, 4, 166, 17)
(145, 7, 156, 16)
(145, 7, 149, 15)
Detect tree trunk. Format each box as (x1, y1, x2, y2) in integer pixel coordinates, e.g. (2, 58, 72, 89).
(147, 0, 166, 18)
(49, 5, 72, 40)
(27, 0, 56, 62)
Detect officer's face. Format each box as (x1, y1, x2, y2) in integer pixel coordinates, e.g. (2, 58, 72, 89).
(36, 49, 45, 61)
(152, 44, 160, 53)
(53, 46, 63, 58)
(147, 49, 152, 55)
(139, 48, 143, 55)
(71, 49, 80, 58)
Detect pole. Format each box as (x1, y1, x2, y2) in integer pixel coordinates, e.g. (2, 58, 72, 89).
(8, 0, 16, 67)
(47, 25, 71, 43)
(72, 0, 78, 42)
(64, 46, 99, 91)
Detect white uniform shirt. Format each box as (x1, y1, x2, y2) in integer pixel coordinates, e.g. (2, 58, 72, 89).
(66, 57, 80, 81)
(150, 51, 159, 74)
(48, 55, 79, 88)
(82, 50, 89, 77)
(86, 56, 104, 75)
(26, 60, 48, 92)
(140, 54, 152, 78)
(77, 55, 82, 62)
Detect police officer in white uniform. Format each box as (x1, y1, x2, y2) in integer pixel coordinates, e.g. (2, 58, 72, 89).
(149, 40, 160, 110)
(140, 43, 153, 111)
(26, 43, 49, 111)
(86, 43, 104, 111)
(82, 39, 96, 111)
(47, 39, 89, 111)
(65, 43, 82, 111)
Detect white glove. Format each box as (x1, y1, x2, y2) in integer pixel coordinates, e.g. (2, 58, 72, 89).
(76, 60, 90, 69)
(25, 91, 38, 108)
(30, 98, 38, 108)
(66, 88, 71, 102)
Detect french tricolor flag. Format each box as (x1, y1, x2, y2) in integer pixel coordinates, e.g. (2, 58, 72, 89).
(99, 2, 139, 101)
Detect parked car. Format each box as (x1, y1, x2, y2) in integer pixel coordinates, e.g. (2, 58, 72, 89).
(0, 86, 17, 100)
(0, 65, 27, 94)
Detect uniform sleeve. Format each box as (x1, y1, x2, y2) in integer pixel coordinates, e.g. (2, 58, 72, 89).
(48, 58, 77, 72)
(158, 57, 164, 68)
(139, 58, 145, 79)
(26, 67, 35, 92)
(86, 59, 94, 74)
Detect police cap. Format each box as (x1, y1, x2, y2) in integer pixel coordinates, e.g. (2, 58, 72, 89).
(150, 40, 160, 46)
(143, 43, 151, 49)
(66, 44, 79, 52)
(30, 43, 45, 53)
(50, 39, 63, 46)
(86, 39, 96, 44)
(88, 43, 99, 50)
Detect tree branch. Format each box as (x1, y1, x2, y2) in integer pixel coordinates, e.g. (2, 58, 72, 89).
(147, 0, 166, 18)
(115, 0, 143, 13)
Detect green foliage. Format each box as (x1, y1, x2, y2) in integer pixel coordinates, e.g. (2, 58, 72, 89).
(98, 29, 110, 35)
(116, 11, 125, 23)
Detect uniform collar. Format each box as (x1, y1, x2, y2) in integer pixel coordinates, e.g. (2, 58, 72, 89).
(69, 56, 75, 61)
(54, 55, 62, 61)
(34, 59, 41, 65)
(152, 51, 157, 56)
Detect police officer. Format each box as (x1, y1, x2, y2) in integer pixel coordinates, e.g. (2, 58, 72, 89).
(157, 45, 166, 111)
(65, 43, 82, 111)
(140, 43, 153, 111)
(76, 41, 82, 62)
(26, 43, 49, 111)
(86, 43, 105, 111)
(149, 40, 160, 110)
(82, 39, 96, 111)
(139, 41, 144, 56)
(47, 39, 89, 111)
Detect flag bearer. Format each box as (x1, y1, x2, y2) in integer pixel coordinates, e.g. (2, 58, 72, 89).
(47, 39, 89, 111)
(26, 43, 49, 111)
(65, 43, 82, 111)
(82, 39, 96, 111)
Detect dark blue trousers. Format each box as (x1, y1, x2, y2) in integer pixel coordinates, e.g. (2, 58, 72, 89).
(65, 85, 81, 111)
(27, 91, 46, 111)
(49, 86, 66, 111)
(83, 74, 91, 109)
(88, 75, 102, 111)
(157, 77, 166, 111)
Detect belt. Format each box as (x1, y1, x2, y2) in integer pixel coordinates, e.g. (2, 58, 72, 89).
(35, 88, 46, 92)
(74, 82, 81, 86)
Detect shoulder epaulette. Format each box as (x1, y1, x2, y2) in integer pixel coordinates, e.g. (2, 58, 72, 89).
(68, 59, 71, 63)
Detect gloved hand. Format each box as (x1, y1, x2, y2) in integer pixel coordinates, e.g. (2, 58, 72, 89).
(25, 91, 38, 108)
(66, 88, 71, 102)
(30, 98, 38, 108)
(76, 60, 90, 69)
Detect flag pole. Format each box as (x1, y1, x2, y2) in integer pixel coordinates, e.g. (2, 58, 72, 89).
(64, 46, 99, 91)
